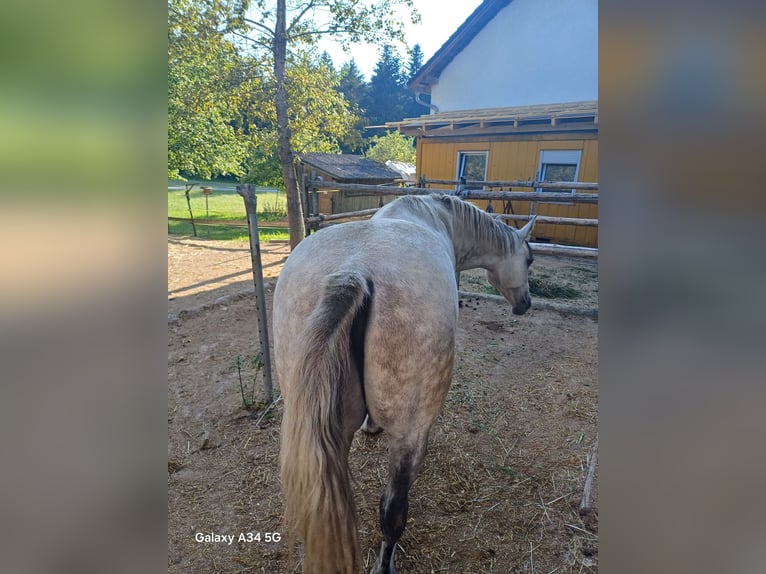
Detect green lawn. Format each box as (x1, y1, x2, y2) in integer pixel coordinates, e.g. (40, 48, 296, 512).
(168, 183, 289, 241)
(167, 220, 289, 241)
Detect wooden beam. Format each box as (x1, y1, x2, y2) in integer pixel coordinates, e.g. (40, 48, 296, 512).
(497, 214, 598, 227)
(528, 243, 598, 258)
(309, 181, 599, 203)
(422, 179, 598, 190)
(305, 208, 380, 223)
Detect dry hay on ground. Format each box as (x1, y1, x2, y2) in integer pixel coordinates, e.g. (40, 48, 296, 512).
(167, 237, 598, 573)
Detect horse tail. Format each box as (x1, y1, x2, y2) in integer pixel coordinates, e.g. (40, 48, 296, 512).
(279, 270, 371, 574)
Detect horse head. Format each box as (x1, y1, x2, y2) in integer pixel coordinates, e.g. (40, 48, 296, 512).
(486, 216, 537, 315)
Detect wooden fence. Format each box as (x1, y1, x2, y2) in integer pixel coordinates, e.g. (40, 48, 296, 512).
(304, 178, 599, 259)
(167, 216, 289, 229)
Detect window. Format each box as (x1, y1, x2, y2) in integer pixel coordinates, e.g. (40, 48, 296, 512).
(536, 150, 582, 193)
(456, 151, 488, 183)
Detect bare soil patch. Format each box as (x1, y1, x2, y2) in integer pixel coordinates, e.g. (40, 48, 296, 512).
(168, 235, 598, 573)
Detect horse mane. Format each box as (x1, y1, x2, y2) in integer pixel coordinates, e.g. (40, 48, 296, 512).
(402, 193, 519, 253)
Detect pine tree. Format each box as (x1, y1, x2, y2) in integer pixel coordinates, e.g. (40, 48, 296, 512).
(404, 43, 427, 118)
(337, 60, 369, 152)
(317, 51, 337, 74)
(406, 43, 424, 81)
(338, 60, 369, 115)
(364, 45, 410, 134)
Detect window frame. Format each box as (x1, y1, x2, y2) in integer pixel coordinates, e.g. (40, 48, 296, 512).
(456, 151, 489, 186)
(536, 150, 582, 195)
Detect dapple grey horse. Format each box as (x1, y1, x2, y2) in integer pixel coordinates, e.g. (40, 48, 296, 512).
(274, 194, 536, 574)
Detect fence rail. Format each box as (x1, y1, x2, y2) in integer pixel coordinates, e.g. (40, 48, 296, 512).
(168, 216, 288, 229)
(306, 177, 599, 259)
(495, 214, 598, 227)
(309, 180, 598, 204)
(419, 178, 599, 191)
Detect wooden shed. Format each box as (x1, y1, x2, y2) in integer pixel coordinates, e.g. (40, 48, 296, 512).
(297, 153, 402, 216)
(386, 102, 599, 247)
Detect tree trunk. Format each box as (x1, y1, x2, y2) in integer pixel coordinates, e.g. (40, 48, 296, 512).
(274, 0, 305, 250)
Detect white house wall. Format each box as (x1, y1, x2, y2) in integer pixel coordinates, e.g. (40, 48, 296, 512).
(430, 0, 598, 112)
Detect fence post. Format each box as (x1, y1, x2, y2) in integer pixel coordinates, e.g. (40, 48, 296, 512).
(184, 184, 197, 237)
(236, 183, 274, 404)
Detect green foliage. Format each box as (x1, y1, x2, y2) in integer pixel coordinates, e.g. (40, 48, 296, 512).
(337, 60, 369, 153)
(338, 60, 369, 108)
(167, 1, 420, 185)
(404, 43, 427, 117)
(364, 44, 410, 129)
(286, 51, 357, 154)
(168, 0, 251, 180)
(237, 49, 360, 186)
(405, 43, 424, 81)
(240, 144, 284, 189)
(234, 352, 263, 410)
(364, 131, 415, 164)
(253, 0, 420, 48)
(360, 43, 429, 135)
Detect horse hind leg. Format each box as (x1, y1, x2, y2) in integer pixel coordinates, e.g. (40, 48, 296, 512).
(370, 434, 429, 574)
(360, 413, 383, 434)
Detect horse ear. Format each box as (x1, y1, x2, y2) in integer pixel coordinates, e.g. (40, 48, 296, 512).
(518, 216, 537, 241)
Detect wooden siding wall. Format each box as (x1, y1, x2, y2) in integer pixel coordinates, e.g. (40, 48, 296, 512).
(316, 190, 397, 215)
(417, 136, 599, 247)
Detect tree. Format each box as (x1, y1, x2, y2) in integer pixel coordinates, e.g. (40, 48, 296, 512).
(364, 44, 411, 132)
(405, 43, 424, 81)
(239, 48, 360, 187)
(364, 131, 416, 164)
(239, 1, 420, 249)
(168, 0, 251, 180)
(404, 43, 427, 118)
(286, 51, 357, 154)
(338, 60, 369, 109)
(337, 60, 369, 153)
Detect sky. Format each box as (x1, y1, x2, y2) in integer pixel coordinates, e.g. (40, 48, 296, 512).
(317, 0, 484, 80)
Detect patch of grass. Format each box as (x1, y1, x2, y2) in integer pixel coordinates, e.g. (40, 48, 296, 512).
(528, 275, 583, 299)
(167, 185, 287, 221)
(256, 227, 291, 241)
(168, 183, 289, 241)
(258, 193, 289, 220)
(167, 220, 289, 242)
(481, 284, 500, 296)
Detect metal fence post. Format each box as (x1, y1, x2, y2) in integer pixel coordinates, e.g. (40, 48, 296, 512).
(236, 184, 274, 403)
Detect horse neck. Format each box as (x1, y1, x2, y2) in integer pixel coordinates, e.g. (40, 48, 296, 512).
(445, 205, 516, 272)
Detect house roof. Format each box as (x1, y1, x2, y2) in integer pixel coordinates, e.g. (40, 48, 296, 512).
(408, 0, 513, 94)
(385, 101, 598, 137)
(297, 153, 401, 184)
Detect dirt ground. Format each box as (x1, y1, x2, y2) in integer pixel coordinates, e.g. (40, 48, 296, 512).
(168, 235, 598, 573)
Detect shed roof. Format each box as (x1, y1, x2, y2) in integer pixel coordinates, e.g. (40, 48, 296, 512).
(298, 153, 401, 184)
(408, 0, 513, 94)
(385, 101, 598, 137)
